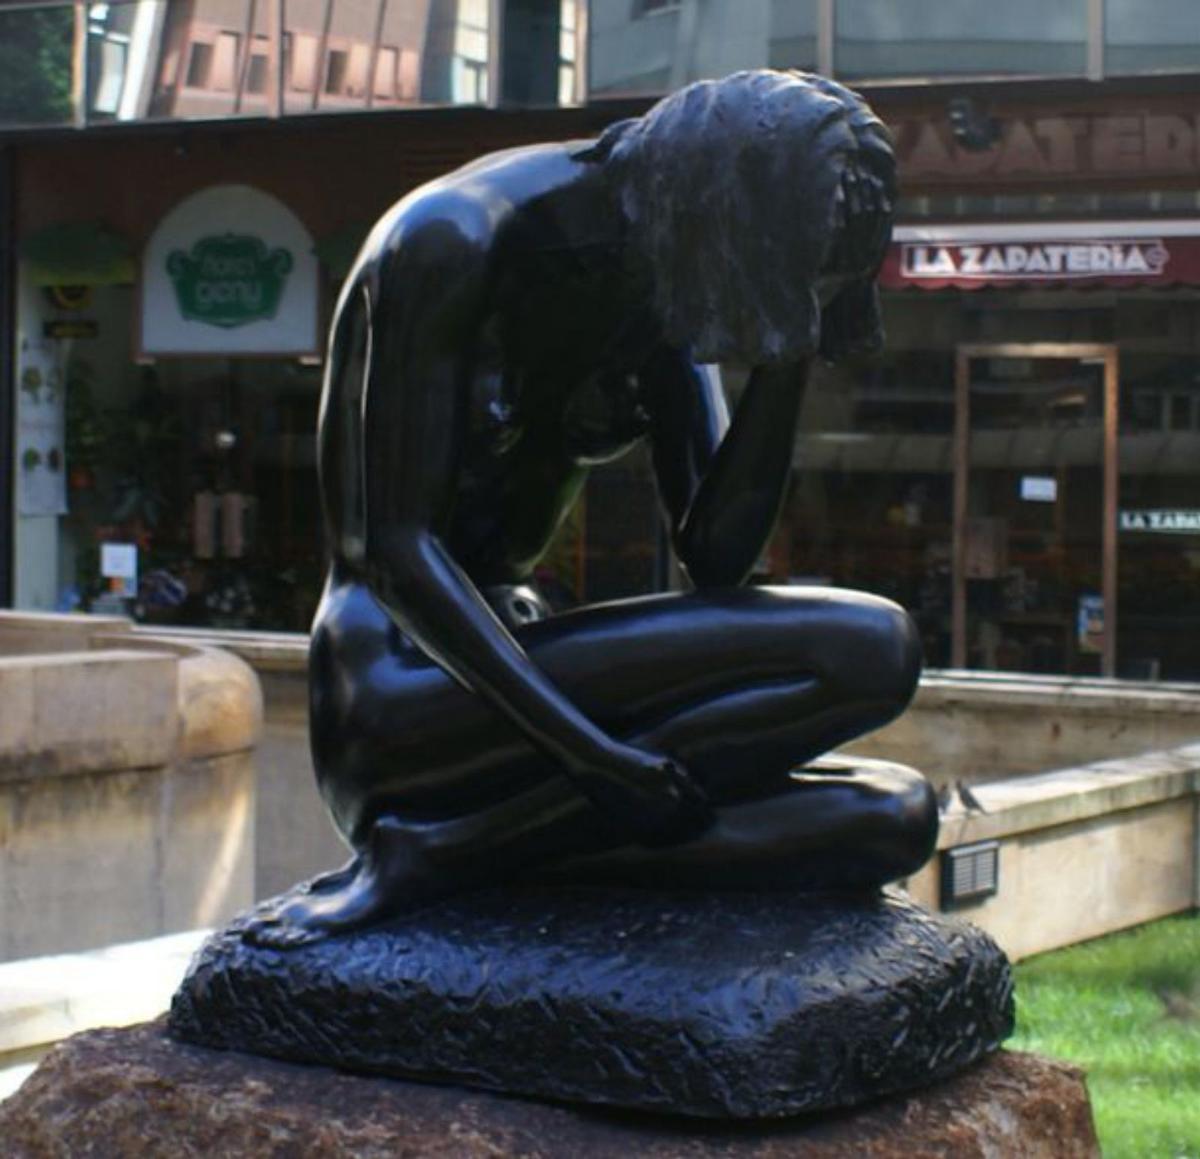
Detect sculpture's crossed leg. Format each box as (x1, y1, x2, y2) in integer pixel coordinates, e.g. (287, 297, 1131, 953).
(246, 581, 937, 947)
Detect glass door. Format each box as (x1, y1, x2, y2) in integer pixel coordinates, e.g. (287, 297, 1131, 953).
(952, 344, 1118, 676)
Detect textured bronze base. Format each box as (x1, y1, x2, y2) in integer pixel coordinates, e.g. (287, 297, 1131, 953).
(169, 886, 1013, 1118)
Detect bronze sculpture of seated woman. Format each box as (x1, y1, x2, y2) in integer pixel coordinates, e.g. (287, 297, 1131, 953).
(247, 69, 938, 947)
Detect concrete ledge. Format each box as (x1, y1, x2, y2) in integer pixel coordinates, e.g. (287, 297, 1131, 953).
(921, 670, 1200, 716)
(935, 742, 1200, 847)
(851, 669, 1200, 781)
(905, 743, 1200, 959)
(0, 930, 209, 1061)
(0, 650, 177, 781)
(0, 612, 130, 655)
(0, 612, 263, 772)
(177, 648, 263, 761)
(134, 624, 309, 673)
(91, 631, 263, 761)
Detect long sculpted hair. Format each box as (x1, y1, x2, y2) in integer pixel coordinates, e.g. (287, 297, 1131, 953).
(581, 71, 896, 365)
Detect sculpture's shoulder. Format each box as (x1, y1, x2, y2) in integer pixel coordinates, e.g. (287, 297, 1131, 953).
(355, 142, 594, 279)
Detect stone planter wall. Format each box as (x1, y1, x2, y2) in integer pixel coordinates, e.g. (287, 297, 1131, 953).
(903, 743, 1200, 959)
(0, 614, 261, 961)
(849, 671, 1200, 784)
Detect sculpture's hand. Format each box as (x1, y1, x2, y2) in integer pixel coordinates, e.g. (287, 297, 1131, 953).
(576, 744, 713, 845)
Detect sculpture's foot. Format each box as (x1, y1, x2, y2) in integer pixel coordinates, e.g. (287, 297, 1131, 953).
(299, 857, 362, 895)
(242, 819, 435, 948)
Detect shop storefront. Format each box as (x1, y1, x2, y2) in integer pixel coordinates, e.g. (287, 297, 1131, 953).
(13, 167, 333, 631)
(6, 100, 653, 633)
(5, 2, 1200, 682)
(783, 216, 1200, 682)
(0, 0, 599, 632)
(10, 113, 1200, 675)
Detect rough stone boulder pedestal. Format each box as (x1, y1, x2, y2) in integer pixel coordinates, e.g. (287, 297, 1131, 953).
(169, 886, 1014, 1118)
(0, 1023, 1101, 1158)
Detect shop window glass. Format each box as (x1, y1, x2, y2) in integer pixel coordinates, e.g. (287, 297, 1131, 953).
(1169, 393, 1194, 432)
(53, 332, 326, 633)
(1105, 0, 1200, 75)
(577, 450, 665, 604)
(776, 296, 958, 667)
(834, 0, 1088, 80)
(794, 287, 1200, 682)
(1117, 296, 1200, 681)
(589, 0, 816, 98)
(959, 351, 1109, 678)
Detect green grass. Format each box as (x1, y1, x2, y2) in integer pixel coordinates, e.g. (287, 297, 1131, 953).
(1011, 912, 1200, 1158)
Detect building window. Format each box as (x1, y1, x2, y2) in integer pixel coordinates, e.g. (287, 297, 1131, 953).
(345, 44, 370, 98)
(289, 34, 318, 92)
(211, 31, 241, 92)
(1105, 0, 1200, 75)
(246, 52, 269, 95)
(559, 0, 578, 104)
(590, 0, 816, 99)
(374, 47, 398, 100)
(324, 49, 348, 94)
(834, 0, 1088, 80)
(90, 36, 128, 115)
(633, 0, 680, 15)
(452, 0, 490, 104)
(399, 48, 419, 101)
(185, 41, 213, 88)
(454, 57, 487, 104)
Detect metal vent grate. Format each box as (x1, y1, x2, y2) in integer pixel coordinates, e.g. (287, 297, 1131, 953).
(940, 841, 1000, 910)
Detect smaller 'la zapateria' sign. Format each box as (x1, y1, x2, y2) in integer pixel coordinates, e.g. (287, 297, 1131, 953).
(1120, 509, 1200, 535)
(902, 240, 1169, 281)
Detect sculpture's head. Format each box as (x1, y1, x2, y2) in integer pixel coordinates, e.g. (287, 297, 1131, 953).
(586, 70, 895, 365)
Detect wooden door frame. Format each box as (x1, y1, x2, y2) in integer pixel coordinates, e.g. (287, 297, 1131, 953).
(952, 342, 1119, 677)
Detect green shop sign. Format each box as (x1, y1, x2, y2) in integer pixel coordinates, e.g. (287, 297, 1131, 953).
(166, 233, 293, 329)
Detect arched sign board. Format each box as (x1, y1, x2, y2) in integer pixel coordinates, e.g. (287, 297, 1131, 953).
(141, 184, 319, 356)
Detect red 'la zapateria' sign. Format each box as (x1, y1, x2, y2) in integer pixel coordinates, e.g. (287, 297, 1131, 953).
(880, 222, 1200, 290)
(902, 240, 1168, 280)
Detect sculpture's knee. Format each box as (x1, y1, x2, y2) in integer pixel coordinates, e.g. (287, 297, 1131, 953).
(857, 763, 938, 886)
(828, 593, 922, 718)
(889, 766, 938, 878)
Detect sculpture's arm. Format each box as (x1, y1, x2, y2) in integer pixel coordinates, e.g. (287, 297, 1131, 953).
(646, 349, 810, 587)
(350, 206, 707, 840)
